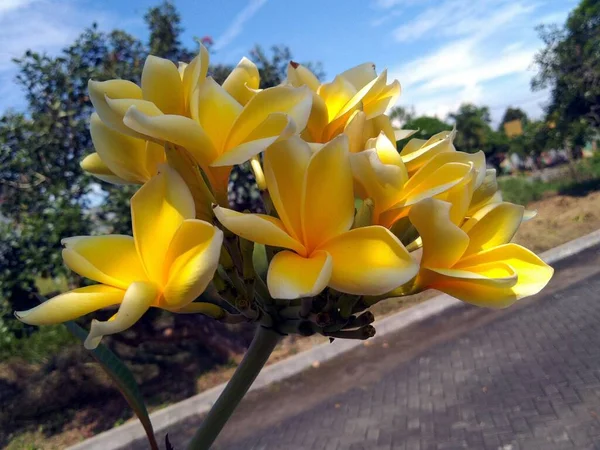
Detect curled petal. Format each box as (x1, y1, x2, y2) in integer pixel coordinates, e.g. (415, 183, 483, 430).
(211, 113, 295, 167)
(409, 198, 469, 269)
(226, 85, 313, 149)
(363, 78, 401, 119)
(84, 282, 158, 349)
(62, 235, 148, 290)
(124, 108, 218, 169)
(267, 250, 332, 299)
(319, 226, 418, 295)
(88, 79, 142, 136)
(340, 62, 377, 90)
(163, 220, 223, 307)
(15, 285, 125, 325)
(141, 55, 184, 115)
(287, 62, 321, 92)
(131, 165, 195, 281)
(213, 206, 305, 254)
(80, 153, 132, 185)
(400, 128, 456, 174)
(461, 202, 525, 255)
(191, 77, 242, 151)
(344, 111, 367, 153)
(223, 57, 260, 105)
(455, 243, 554, 301)
(182, 44, 210, 111)
(90, 113, 163, 183)
(318, 75, 358, 122)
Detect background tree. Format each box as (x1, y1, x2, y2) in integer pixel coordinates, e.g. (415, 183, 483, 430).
(448, 103, 493, 153)
(402, 115, 451, 140)
(532, 0, 600, 150)
(499, 107, 529, 131)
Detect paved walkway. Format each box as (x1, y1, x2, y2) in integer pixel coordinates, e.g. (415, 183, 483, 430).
(137, 245, 600, 450)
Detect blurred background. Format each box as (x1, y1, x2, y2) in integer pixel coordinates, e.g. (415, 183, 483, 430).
(0, 0, 598, 448)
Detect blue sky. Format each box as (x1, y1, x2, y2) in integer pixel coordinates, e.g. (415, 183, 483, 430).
(0, 0, 577, 124)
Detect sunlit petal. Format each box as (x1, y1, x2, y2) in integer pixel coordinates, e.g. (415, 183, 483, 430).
(302, 135, 354, 251)
(263, 136, 312, 240)
(85, 281, 158, 349)
(131, 165, 195, 281)
(287, 61, 321, 92)
(461, 202, 525, 255)
(80, 153, 132, 185)
(400, 128, 456, 174)
(213, 206, 305, 254)
(88, 79, 142, 136)
(267, 250, 332, 299)
(15, 285, 125, 325)
(340, 62, 377, 90)
(182, 44, 209, 112)
(141, 55, 184, 115)
(319, 226, 418, 295)
(409, 198, 469, 268)
(223, 57, 260, 105)
(163, 220, 223, 307)
(62, 235, 148, 290)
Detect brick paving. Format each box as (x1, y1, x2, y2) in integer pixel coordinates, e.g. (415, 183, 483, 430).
(218, 256, 600, 449)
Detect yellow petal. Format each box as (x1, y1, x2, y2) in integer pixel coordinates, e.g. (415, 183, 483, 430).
(88, 79, 142, 136)
(456, 243, 553, 300)
(422, 263, 520, 308)
(340, 62, 377, 90)
(400, 128, 456, 174)
(213, 206, 305, 254)
(286, 61, 321, 92)
(211, 113, 295, 167)
(319, 226, 418, 295)
(226, 85, 312, 149)
(363, 114, 396, 145)
(15, 285, 125, 325)
(223, 57, 260, 105)
(162, 220, 223, 307)
(105, 97, 163, 137)
(349, 149, 407, 215)
(434, 164, 477, 225)
(263, 136, 312, 241)
(267, 250, 332, 299)
(461, 202, 524, 255)
(318, 75, 358, 122)
(400, 158, 472, 206)
(302, 135, 354, 251)
(123, 108, 219, 169)
(409, 198, 469, 269)
(141, 55, 184, 115)
(371, 132, 404, 166)
(303, 92, 329, 142)
(191, 77, 242, 152)
(131, 165, 195, 281)
(85, 281, 158, 349)
(467, 168, 499, 215)
(80, 153, 132, 185)
(182, 44, 209, 112)
(363, 78, 401, 119)
(344, 111, 367, 153)
(62, 235, 148, 289)
(90, 113, 162, 183)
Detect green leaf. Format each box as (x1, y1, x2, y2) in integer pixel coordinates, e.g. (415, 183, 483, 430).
(64, 321, 159, 450)
(252, 243, 269, 281)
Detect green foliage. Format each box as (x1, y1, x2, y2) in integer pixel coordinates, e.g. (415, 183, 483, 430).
(448, 103, 493, 154)
(499, 107, 529, 131)
(532, 0, 600, 141)
(498, 177, 555, 205)
(403, 115, 452, 139)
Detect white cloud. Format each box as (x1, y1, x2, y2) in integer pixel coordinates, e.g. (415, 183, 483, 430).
(387, 0, 569, 124)
(0, 0, 121, 111)
(213, 0, 268, 52)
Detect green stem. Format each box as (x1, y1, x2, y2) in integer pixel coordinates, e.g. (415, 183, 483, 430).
(187, 326, 281, 450)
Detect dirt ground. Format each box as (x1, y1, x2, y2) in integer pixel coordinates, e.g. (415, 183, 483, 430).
(5, 190, 600, 450)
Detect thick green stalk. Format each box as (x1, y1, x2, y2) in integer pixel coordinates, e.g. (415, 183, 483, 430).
(187, 326, 281, 450)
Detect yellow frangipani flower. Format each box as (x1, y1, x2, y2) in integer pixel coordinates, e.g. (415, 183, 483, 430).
(286, 62, 401, 149)
(409, 198, 553, 308)
(350, 133, 485, 228)
(213, 135, 418, 299)
(121, 79, 312, 205)
(81, 113, 166, 185)
(15, 166, 223, 349)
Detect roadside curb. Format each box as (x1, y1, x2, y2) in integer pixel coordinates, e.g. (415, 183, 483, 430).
(69, 229, 600, 450)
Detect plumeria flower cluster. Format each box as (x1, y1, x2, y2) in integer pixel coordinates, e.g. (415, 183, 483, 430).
(16, 44, 553, 349)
